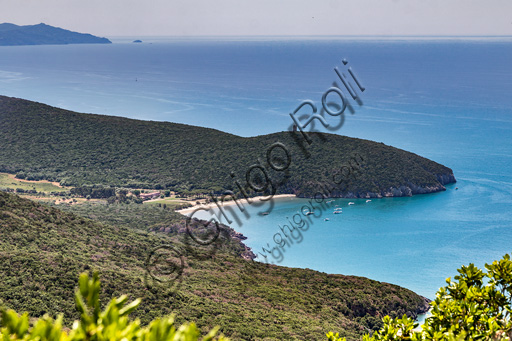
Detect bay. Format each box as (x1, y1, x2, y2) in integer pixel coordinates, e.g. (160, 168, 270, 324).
(1, 37, 511, 298)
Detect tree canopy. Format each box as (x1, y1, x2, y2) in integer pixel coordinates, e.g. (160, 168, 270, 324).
(328, 253, 512, 340)
(1, 272, 228, 340)
(0, 96, 455, 198)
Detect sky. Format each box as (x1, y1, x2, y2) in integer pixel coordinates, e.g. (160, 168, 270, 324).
(1, 0, 511, 37)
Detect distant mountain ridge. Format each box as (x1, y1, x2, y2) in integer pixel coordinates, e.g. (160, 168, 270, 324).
(0, 23, 111, 46)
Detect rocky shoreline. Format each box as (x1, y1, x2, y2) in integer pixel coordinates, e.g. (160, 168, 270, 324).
(416, 296, 432, 316)
(296, 172, 456, 199)
(229, 229, 257, 260)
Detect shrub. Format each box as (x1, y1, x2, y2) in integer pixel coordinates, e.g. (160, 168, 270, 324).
(0, 272, 228, 341)
(327, 253, 512, 340)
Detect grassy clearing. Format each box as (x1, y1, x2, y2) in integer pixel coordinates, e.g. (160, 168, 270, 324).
(143, 196, 192, 208)
(0, 173, 69, 193)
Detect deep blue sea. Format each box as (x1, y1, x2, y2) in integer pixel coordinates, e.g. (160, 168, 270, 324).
(1, 37, 511, 299)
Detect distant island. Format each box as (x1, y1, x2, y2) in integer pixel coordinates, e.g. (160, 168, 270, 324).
(0, 96, 456, 198)
(133, 39, 142, 43)
(0, 23, 111, 46)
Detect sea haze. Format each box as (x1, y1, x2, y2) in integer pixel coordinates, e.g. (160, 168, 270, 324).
(0, 37, 511, 298)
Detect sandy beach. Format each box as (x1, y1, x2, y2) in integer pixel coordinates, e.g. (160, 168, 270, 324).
(176, 194, 296, 216)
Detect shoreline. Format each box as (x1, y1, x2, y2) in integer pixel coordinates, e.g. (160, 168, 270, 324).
(176, 182, 458, 217)
(176, 194, 296, 216)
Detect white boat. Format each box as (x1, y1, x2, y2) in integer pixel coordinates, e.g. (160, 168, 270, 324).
(324, 218, 330, 221)
(366, 200, 371, 203)
(348, 202, 355, 205)
(333, 211, 342, 214)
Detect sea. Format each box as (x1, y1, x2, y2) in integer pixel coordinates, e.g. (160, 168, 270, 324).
(1, 36, 511, 300)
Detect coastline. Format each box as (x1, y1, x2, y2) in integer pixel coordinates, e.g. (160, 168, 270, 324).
(175, 173, 457, 217)
(175, 192, 434, 317)
(176, 194, 296, 216)
(176, 193, 296, 262)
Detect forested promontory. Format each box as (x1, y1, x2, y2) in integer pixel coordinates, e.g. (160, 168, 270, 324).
(0, 96, 455, 198)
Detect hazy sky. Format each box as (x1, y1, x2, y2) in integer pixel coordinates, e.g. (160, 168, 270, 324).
(2, 0, 511, 37)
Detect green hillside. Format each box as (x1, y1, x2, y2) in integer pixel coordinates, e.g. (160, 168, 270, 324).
(0, 191, 429, 340)
(0, 96, 455, 198)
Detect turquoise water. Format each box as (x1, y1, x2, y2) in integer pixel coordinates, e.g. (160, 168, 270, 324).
(1, 37, 511, 299)
(195, 179, 512, 299)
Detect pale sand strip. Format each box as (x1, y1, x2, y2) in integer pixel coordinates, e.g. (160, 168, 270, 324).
(177, 194, 296, 216)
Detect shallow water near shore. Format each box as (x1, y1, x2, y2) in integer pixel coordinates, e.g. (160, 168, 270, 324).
(1, 38, 512, 299)
(191, 176, 512, 299)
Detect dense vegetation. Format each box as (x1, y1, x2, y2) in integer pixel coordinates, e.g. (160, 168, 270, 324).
(327, 254, 512, 340)
(0, 191, 428, 340)
(0, 23, 111, 46)
(1, 272, 228, 340)
(52, 201, 184, 233)
(3, 253, 511, 341)
(0, 96, 455, 198)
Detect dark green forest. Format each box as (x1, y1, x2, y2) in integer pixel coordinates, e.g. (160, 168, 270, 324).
(0, 96, 455, 198)
(0, 191, 429, 340)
